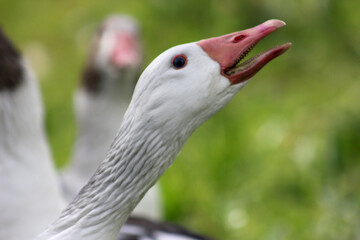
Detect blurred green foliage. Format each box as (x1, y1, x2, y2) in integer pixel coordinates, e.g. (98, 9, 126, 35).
(1, 0, 360, 239)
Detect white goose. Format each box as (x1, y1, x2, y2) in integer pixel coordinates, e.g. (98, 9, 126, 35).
(36, 19, 291, 240)
(0, 29, 65, 240)
(61, 15, 162, 220)
(0, 26, 208, 240)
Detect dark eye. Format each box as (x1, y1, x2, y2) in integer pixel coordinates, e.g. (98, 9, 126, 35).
(171, 55, 187, 69)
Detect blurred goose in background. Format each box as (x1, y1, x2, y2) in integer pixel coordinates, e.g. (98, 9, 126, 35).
(0, 29, 65, 240)
(36, 19, 290, 240)
(61, 15, 162, 219)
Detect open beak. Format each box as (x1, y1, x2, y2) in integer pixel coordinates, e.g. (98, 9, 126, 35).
(111, 32, 141, 68)
(197, 19, 291, 85)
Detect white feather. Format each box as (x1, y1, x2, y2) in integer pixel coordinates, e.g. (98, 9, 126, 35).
(0, 59, 65, 240)
(36, 42, 247, 240)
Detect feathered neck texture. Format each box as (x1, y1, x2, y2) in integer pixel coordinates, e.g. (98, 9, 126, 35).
(61, 25, 162, 218)
(0, 29, 65, 240)
(36, 40, 244, 240)
(62, 65, 139, 198)
(36, 101, 188, 240)
(64, 14, 142, 189)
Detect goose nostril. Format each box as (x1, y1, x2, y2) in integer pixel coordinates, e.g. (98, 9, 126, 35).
(232, 35, 246, 43)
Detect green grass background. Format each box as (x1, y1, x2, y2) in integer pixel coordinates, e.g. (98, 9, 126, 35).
(1, 0, 360, 239)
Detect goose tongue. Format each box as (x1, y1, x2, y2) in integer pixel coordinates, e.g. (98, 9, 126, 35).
(197, 19, 291, 85)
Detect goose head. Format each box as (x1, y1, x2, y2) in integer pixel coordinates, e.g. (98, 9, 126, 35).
(93, 15, 142, 73)
(128, 19, 291, 138)
(81, 15, 143, 95)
